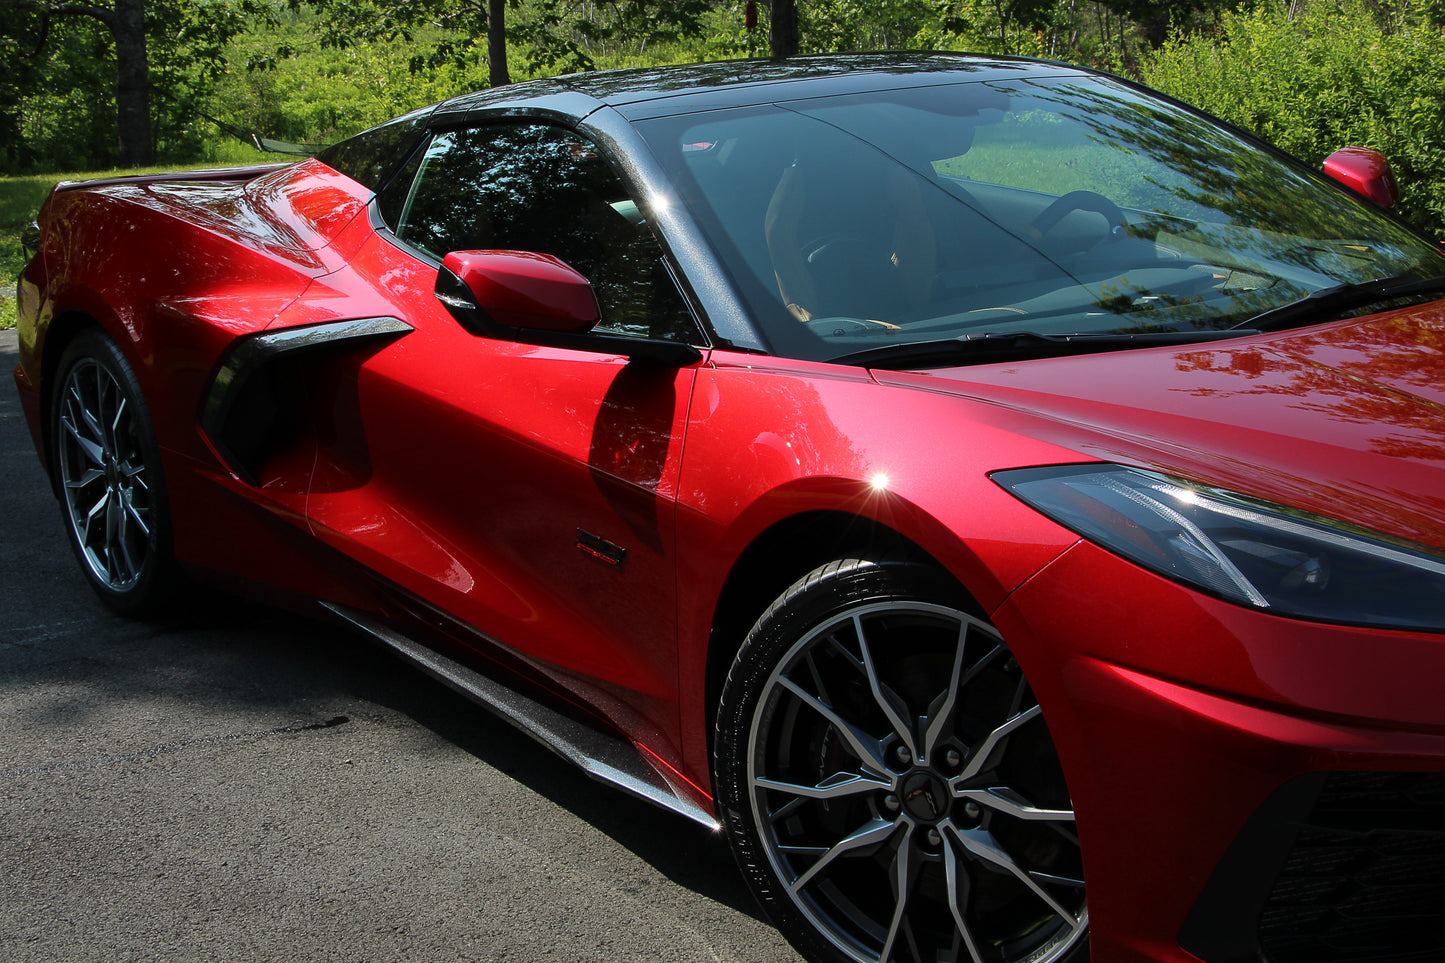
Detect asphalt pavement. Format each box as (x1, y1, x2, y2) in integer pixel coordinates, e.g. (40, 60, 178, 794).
(1, 327, 801, 963)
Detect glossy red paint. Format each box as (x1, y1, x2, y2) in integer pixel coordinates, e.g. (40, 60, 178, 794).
(1323, 145, 1401, 207)
(281, 230, 702, 780)
(995, 539, 1445, 960)
(13, 60, 1445, 963)
(876, 306, 1445, 548)
(442, 250, 602, 332)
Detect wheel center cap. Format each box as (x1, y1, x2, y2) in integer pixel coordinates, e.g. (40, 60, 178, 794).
(900, 771, 950, 823)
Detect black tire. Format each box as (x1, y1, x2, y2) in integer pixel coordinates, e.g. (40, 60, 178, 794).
(716, 558, 1087, 963)
(49, 329, 178, 616)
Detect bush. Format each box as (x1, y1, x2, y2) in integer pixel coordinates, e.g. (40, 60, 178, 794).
(1142, 0, 1445, 239)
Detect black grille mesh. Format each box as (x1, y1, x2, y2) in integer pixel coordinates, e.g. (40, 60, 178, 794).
(1259, 771, 1445, 963)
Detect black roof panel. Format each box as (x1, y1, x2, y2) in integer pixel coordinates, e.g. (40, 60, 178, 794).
(432, 53, 1088, 125)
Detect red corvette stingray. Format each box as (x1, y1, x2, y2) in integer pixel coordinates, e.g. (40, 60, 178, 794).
(14, 54, 1445, 963)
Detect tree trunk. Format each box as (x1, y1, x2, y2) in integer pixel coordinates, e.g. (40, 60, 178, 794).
(770, 0, 798, 58)
(487, 0, 510, 87)
(112, 0, 153, 166)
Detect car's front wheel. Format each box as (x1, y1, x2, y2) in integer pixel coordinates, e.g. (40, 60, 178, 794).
(50, 329, 177, 616)
(716, 558, 1087, 963)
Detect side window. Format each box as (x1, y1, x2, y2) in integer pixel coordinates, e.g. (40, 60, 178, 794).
(390, 123, 699, 344)
(316, 107, 431, 193)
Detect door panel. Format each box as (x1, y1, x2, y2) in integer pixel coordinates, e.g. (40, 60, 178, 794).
(307, 234, 698, 760)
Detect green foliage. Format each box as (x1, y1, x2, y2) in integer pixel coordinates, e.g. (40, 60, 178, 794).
(1142, 0, 1445, 239)
(2, 164, 205, 328)
(216, 15, 491, 146)
(4, 16, 117, 172)
(2, 0, 277, 174)
(0, 172, 58, 329)
(914, 0, 1056, 57)
(796, 0, 934, 52)
(5, 0, 1445, 255)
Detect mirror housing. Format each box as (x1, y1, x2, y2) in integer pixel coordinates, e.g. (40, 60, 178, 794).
(1323, 146, 1400, 208)
(439, 250, 601, 334)
(435, 250, 702, 366)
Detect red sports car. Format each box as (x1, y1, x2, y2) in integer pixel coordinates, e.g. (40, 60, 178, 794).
(13, 54, 1445, 963)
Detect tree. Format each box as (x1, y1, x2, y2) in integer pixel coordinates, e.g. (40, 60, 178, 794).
(302, 0, 709, 88)
(488, 0, 509, 86)
(771, 0, 799, 56)
(2, 0, 152, 164)
(2, 0, 272, 168)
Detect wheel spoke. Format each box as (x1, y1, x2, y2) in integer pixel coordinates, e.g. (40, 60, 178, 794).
(106, 487, 134, 582)
(942, 837, 989, 963)
(956, 641, 1007, 692)
(767, 796, 808, 825)
(777, 842, 830, 856)
(879, 823, 921, 963)
(803, 651, 833, 707)
(947, 823, 1084, 933)
(94, 366, 114, 448)
(83, 488, 110, 532)
(922, 619, 969, 758)
(109, 394, 128, 440)
(755, 772, 892, 801)
(952, 703, 1042, 785)
(778, 675, 890, 774)
(61, 407, 106, 467)
(65, 469, 106, 491)
(1031, 871, 1086, 888)
(745, 590, 1085, 963)
(790, 817, 900, 895)
(854, 615, 918, 760)
(79, 399, 106, 450)
(957, 786, 1075, 823)
(124, 495, 152, 538)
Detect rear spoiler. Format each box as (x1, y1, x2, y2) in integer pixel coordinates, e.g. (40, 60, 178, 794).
(53, 162, 292, 194)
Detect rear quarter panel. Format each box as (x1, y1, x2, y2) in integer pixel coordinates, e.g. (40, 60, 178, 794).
(21, 161, 369, 467)
(17, 161, 375, 598)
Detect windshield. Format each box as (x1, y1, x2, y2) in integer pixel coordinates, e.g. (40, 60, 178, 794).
(635, 74, 1445, 363)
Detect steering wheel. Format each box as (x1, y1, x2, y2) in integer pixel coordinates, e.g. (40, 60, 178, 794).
(1027, 190, 1126, 250)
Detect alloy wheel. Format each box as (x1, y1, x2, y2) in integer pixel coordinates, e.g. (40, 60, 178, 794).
(55, 355, 157, 594)
(747, 599, 1086, 963)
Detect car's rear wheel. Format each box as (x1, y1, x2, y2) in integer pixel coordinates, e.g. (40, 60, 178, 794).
(716, 558, 1087, 963)
(50, 329, 176, 615)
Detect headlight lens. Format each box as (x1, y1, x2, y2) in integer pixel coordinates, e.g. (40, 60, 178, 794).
(994, 464, 1445, 633)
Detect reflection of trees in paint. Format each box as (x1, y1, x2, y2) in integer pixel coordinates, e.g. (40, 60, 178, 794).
(1173, 308, 1445, 463)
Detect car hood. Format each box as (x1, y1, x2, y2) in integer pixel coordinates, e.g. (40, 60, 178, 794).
(875, 303, 1445, 548)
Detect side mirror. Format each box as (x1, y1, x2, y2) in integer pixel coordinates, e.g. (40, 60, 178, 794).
(437, 250, 600, 335)
(434, 250, 702, 366)
(1323, 146, 1400, 208)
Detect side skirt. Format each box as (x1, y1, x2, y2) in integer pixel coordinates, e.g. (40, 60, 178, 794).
(321, 602, 722, 831)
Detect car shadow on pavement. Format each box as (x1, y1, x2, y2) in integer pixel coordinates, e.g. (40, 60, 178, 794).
(2, 328, 765, 932)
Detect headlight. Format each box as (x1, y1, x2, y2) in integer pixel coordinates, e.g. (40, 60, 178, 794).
(993, 464, 1445, 633)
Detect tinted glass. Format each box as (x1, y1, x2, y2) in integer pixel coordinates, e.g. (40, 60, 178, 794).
(636, 76, 1445, 362)
(393, 123, 698, 343)
(316, 107, 432, 193)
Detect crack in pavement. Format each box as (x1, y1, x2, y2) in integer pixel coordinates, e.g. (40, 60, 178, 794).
(0, 715, 351, 779)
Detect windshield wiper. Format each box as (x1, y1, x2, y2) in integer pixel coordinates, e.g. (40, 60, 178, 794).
(1232, 273, 1445, 333)
(831, 329, 1261, 370)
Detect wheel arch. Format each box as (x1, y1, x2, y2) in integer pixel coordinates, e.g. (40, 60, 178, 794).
(36, 308, 115, 486)
(702, 509, 986, 762)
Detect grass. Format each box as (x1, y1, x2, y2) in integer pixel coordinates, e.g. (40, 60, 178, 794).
(0, 173, 62, 330)
(1, 143, 277, 330)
